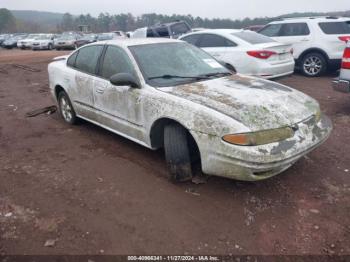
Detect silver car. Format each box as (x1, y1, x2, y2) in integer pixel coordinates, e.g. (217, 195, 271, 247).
(48, 39, 332, 182)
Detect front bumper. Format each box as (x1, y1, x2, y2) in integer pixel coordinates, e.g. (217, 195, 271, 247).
(55, 43, 75, 49)
(32, 45, 48, 50)
(332, 78, 350, 93)
(191, 114, 332, 181)
(254, 60, 295, 80)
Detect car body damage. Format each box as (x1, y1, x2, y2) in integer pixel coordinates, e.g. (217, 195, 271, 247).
(48, 39, 332, 181)
(144, 74, 332, 181)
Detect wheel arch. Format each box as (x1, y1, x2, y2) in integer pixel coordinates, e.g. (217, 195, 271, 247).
(54, 85, 66, 101)
(149, 117, 202, 163)
(297, 48, 329, 65)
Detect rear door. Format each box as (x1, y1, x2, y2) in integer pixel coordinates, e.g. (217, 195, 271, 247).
(66, 45, 104, 117)
(318, 20, 350, 59)
(260, 22, 312, 59)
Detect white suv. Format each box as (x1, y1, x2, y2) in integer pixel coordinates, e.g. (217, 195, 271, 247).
(259, 17, 350, 77)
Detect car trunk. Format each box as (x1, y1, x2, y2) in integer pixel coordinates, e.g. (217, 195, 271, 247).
(253, 42, 294, 65)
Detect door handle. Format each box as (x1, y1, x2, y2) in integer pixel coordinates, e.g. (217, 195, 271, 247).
(300, 38, 309, 42)
(96, 87, 104, 94)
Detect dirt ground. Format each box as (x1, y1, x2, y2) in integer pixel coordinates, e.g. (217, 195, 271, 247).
(0, 49, 349, 256)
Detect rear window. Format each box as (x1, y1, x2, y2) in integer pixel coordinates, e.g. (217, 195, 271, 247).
(231, 31, 275, 44)
(171, 23, 191, 36)
(181, 34, 201, 46)
(319, 21, 350, 35)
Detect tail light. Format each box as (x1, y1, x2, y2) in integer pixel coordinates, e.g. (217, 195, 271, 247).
(247, 50, 276, 59)
(339, 36, 350, 42)
(342, 47, 350, 69)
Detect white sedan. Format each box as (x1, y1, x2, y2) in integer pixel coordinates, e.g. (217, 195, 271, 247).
(48, 39, 331, 182)
(180, 29, 295, 79)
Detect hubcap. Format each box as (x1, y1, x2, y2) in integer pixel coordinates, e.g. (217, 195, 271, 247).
(60, 96, 73, 122)
(303, 56, 322, 76)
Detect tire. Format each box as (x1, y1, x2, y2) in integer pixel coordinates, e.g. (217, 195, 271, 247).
(164, 123, 193, 182)
(301, 52, 327, 77)
(58, 91, 77, 125)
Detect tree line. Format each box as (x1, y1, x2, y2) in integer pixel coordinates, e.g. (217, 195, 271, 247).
(58, 12, 275, 32)
(1, 8, 350, 34)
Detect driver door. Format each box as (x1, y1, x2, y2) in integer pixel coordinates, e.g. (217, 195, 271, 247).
(93, 45, 144, 140)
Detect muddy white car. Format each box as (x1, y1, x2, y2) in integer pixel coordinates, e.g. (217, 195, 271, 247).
(48, 39, 332, 182)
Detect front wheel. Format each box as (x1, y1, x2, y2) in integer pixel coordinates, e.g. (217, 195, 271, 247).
(301, 53, 327, 77)
(164, 123, 193, 182)
(58, 91, 77, 125)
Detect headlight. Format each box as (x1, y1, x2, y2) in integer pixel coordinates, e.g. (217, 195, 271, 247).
(222, 126, 295, 146)
(315, 109, 321, 123)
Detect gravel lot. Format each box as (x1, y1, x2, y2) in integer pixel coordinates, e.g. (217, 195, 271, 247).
(0, 49, 349, 255)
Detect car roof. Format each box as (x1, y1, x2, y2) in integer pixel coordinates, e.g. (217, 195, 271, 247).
(98, 38, 181, 47)
(269, 16, 350, 24)
(180, 29, 248, 38)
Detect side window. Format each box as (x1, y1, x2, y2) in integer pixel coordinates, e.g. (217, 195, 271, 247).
(67, 51, 78, 67)
(147, 29, 155, 37)
(181, 34, 201, 46)
(198, 34, 236, 48)
(279, 23, 310, 36)
(259, 24, 283, 37)
(100, 46, 135, 79)
(75, 45, 103, 74)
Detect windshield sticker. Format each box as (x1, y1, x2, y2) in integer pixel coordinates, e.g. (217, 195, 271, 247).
(203, 59, 223, 68)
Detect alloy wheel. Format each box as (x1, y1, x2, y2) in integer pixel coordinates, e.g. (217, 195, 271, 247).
(60, 96, 73, 122)
(303, 56, 323, 76)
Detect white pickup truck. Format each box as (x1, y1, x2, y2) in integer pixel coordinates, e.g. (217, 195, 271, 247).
(333, 42, 350, 93)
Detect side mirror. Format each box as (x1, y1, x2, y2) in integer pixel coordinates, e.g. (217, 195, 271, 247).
(110, 73, 139, 88)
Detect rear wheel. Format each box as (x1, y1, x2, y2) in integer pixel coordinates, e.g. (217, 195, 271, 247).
(164, 123, 193, 182)
(301, 52, 327, 77)
(58, 91, 77, 125)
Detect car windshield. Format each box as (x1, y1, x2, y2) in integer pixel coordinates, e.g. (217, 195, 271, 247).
(98, 33, 113, 40)
(27, 34, 39, 39)
(58, 36, 75, 40)
(36, 35, 51, 40)
(82, 34, 96, 40)
(129, 42, 230, 87)
(231, 31, 275, 44)
(318, 21, 350, 35)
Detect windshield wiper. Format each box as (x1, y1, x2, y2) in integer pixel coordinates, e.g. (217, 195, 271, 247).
(199, 72, 232, 78)
(148, 74, 210, 80)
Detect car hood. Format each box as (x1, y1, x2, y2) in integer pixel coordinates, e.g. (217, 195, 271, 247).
(159, 74, 320, 131)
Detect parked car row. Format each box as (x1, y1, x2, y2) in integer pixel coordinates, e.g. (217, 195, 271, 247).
(0, 31, 127, 50)
(3, 16, 350, 80)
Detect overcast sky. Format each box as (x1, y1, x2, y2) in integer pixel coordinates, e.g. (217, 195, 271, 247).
(1, 0, 349, 19)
